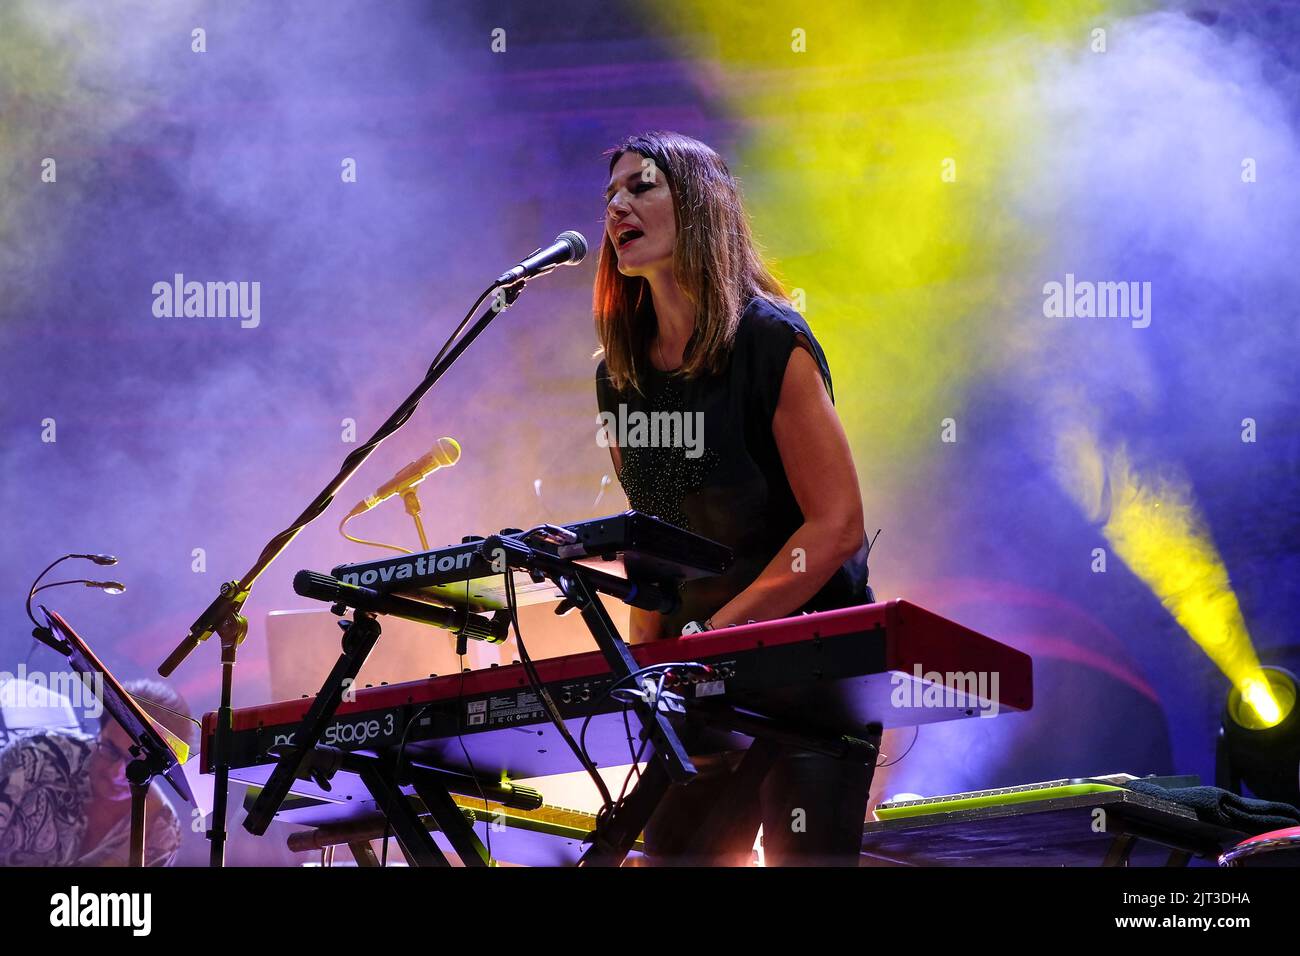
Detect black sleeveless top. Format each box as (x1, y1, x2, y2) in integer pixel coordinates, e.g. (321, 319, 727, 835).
(595, 295, 871, 636)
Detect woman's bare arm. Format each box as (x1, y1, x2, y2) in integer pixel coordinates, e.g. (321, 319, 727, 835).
(706, 344, 865, 629)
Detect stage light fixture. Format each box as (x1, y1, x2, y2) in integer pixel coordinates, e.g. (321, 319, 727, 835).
(1217, 666, 1300, 808)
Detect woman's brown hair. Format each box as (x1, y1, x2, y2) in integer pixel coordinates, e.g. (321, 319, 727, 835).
(593, 131, 790, 394)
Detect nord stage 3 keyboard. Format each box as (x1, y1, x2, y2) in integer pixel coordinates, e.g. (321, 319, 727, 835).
(330, 510, 733, 612)
(201, 600, 1032, 831)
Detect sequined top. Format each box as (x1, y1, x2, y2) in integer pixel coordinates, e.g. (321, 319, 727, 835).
(0, 729, 182, 867)
(596, 296, 871, 635)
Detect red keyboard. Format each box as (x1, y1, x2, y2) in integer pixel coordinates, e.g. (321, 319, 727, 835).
(202, 600, 1031, 812)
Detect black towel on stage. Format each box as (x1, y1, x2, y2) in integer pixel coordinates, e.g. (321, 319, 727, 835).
(1122, 779, 1300, 835)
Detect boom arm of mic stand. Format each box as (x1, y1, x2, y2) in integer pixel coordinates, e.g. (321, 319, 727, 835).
(159, 582, 248, 677)
(157, 282, 524, 678)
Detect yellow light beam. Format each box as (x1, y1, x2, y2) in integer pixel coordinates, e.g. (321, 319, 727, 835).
(1056, 423, 1279, 725)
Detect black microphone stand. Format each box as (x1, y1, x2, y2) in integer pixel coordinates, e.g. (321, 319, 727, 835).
(156, 280, 527, 866)
(126, 757, 157, 867)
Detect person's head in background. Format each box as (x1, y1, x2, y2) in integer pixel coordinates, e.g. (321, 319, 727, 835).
(91, 677, 194, 801)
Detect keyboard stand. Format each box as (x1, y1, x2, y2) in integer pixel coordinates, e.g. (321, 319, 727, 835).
(241, 609, 497, 866)
(348, 752, 454, 867)
(345, 752, 492, 867)
(577, 709, 881, 866)
(243, 611, 385, 836)
(481, 534, 700, 865)
(481, 534, 883, 867)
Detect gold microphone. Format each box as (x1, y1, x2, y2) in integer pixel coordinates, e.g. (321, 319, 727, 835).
(346, 437, 461, 520)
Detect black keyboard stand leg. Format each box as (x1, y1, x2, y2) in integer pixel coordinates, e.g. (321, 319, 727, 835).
(353, 756, 451, 867)
(407, 765, 493, 867)
(558, 569, 697, 787)
(349, 841, 380, 867)
(577, 751, 673, 867)
(1102, 833, 1136, 867)
(484, 536, 697, 787)
(244, 612, 384, 835)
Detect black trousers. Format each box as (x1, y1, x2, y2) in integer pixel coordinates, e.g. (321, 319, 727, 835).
(641, 743, 874, 866)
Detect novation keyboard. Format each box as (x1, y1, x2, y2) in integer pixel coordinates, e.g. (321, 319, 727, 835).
(202, 600, 1032, 831)
(330, 511, 733, 612)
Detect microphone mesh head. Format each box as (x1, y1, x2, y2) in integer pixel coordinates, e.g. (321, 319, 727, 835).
(558, 230, 588, 264)
(437, 436, 462, 466)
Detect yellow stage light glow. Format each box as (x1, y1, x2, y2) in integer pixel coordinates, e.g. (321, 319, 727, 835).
(644, 0, 1143, 579)
(1230, 669, 1295, 732)
(1056, 424, 1280, 723)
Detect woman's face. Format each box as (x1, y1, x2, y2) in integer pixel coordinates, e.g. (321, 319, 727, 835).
(604, 151, 676, 279)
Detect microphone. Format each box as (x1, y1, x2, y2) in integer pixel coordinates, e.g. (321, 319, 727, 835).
(293, 570, 508, 644)
(346, 437, 461, 519)
(495, 231, 588, 287)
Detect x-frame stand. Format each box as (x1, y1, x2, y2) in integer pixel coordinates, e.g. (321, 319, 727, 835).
(480, 535, 884, 867)
(241, 610, 501, 866)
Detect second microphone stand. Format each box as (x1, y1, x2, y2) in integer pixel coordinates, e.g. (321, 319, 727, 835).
(402, 489, 431, 551)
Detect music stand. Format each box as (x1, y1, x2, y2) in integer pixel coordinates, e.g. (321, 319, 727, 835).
(36, 606, 194, 866)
